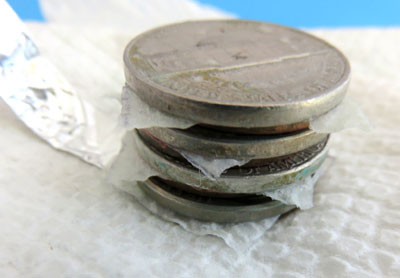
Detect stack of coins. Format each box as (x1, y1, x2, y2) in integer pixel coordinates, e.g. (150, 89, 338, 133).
(123, 20, 350, 223)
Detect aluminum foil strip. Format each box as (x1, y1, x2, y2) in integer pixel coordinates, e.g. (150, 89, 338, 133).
(0, 1, 122, 168)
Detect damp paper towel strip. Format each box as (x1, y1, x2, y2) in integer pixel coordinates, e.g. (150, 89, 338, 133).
(179, 150, 250, 180)
(109, 132, 328, 252)
(122, 85, 370, 133)
(0, 1, 124, 168)
(108, 131, 327, 210)
(121, 85, 370, 178)
(115, 180, 280, 253)
(262, 157, 332, 210)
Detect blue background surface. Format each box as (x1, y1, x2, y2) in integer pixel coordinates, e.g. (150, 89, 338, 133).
(198, 0, 400, 28)
(7, 0, 44, 21)
(6, 0, 400, 28)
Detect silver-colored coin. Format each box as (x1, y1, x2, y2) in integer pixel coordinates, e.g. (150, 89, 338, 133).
(124, 20, 350, 128)
(134, 131, 328, 194)
(138, 126, 328, 160)
(138, 177, 295, 223)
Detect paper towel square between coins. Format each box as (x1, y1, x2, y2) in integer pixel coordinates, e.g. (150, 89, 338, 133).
(118, 85, 369, 180)
(107, 130, 335, 251)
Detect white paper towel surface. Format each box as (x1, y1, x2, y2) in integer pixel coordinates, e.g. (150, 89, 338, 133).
(0, 0, 399, 276)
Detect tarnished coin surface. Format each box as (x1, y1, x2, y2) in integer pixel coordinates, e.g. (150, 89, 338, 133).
(138, 126, 328, 160)
(124, 20, 350, 128)
(134, 131, 328, 194)
(138, 177, 295, 223)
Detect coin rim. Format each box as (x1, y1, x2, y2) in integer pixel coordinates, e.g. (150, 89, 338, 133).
(138, 178, 295, 223)
(139, 127, 329, 160)
(124, 20, 351, 128)
(133, 131, 328, 194)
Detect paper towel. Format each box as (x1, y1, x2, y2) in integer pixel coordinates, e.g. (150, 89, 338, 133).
(0, 0, 399, 276)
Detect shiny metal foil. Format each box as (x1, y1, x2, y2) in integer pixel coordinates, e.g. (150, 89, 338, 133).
(0, 2, 120, 167)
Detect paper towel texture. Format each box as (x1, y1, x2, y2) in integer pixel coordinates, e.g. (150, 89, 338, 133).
(0, 0, 399, 277)
(115, 180, 281, 253)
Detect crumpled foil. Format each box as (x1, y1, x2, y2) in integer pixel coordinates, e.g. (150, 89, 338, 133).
(0, 1, 123, 168)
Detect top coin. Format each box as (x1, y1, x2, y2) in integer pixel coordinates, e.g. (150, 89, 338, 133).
(124, 20, 350, 128)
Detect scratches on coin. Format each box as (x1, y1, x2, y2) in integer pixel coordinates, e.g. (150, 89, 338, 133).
(155, 49, 330, 79)
(232, 52, 248, 60)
